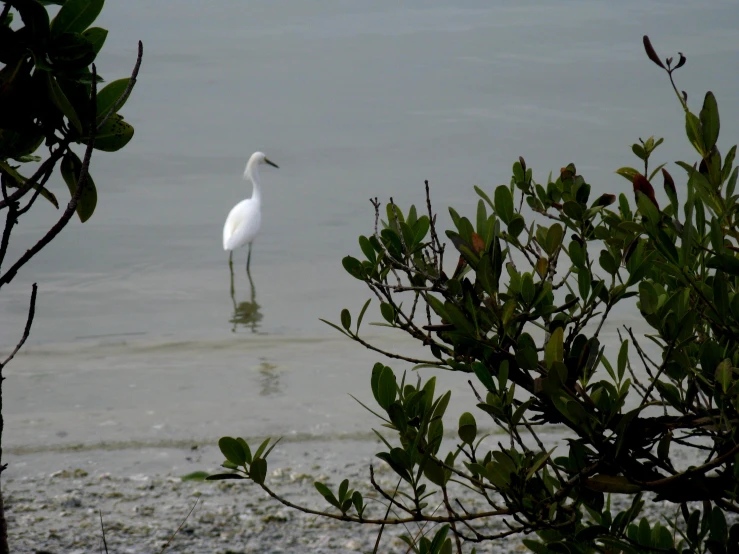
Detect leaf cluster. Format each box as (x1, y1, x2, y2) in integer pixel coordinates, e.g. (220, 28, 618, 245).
(0, 0, 136, 221)
(212, 37, 739, 553)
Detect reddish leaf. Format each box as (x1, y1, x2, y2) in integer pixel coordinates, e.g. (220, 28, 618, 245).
(560, 164, 576, 180)
(471, 232, 485, 254)
(633, 174, 659, 210)
(643, 36, 665, 69)
(595, 193, 616, 207)
(623, 238, 639, 264)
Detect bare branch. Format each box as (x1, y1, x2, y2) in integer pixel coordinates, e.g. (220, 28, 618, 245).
(0, 283, 37, 370)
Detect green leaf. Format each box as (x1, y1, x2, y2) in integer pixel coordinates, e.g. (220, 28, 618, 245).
(545, 327, 564, 369)
(380, 302, 395, 325)
(340, 308, 351, 331)
(636, 191, 660, 225)
(46, 74, 83, 133)
(338, 479, 349, 503)
(253, 437, 271, 460)
(545, 223, 563, 256)
(51, 0, 105, 36)
(458, 412, 477, 444)
(709, 506, 728, 543)
(377, 367, 397, 410)
(444, 302, 476, 336)
(638, 282, 658, 314)
(617, 340, 628, 382)
(355, 298, 371, 333)
(578, 268, 590, 300)
(429, 525, 450, 554)
(250, 458, 267, 484)
(707, 254, 739, 276)
(700, 91, 720, 152)
(82, 26, 108, 55)
(715, 359, 733, 394)
(88, 114, 134, 151)
(180, 471, 209, 482)
(599, 249, 618, 276)
(314, 482, 340, 508)
(632, 143, 646, 160)
(494, 185, 514, 225)
(508, 214, 525, 237)
(562, 200, 583, 220)
(472, 362, 495, 392)
(520, 272, 535, 304)
(236, 438, 252, 464)
(218, 437, 246, 466)
(657, 432, 671, 461)
(351, 491, 364, 516)
(637, 517, 651, 546)
(685, 111, 705, 155)
(474, 185, 495, 210)
(414, 215, 430, 244)
(95, 78, 130, 120)
(0, 162, 59, 209)
(60, 150, 97, 222)
(525, 447, 555, 481)
(569, 240, 585, 268)
(342, 256, 364, 280)
(710, 217, 724, 254)
(616, 167, 640, 183)
(205, 473, 245, 480)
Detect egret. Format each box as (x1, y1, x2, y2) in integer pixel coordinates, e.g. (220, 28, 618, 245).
(223, 151, 279, 277)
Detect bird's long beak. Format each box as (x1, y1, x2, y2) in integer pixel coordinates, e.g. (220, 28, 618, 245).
(265, 158, 279, 169)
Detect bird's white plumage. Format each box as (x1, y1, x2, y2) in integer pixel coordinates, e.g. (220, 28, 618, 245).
(222, 151, 277, 256)
(223, 198, 261, 251)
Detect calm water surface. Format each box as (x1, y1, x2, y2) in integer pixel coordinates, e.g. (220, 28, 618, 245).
(2, 1, 738, 454)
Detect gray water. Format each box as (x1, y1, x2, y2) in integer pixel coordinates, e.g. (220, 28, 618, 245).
(2, 1, 739, 458)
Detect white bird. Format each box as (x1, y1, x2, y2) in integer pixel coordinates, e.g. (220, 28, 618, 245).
(223, 151, 279, 275)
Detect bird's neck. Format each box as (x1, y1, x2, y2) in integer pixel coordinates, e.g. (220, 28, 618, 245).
(245, 165, 262, 203)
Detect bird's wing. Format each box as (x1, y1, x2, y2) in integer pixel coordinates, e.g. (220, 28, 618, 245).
(223, 199, 261, 250)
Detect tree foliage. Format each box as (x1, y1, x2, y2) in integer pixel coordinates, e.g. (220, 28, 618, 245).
(212, 37, 739, 554)
(0, 0, 137, 222)
(0, 1, 142, 551)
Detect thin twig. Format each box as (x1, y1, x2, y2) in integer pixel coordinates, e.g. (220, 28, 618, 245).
(99, 510, 109, 554)
(16, 165, 55, 217)
(257, 480, 507, 525)
(158, 497, 200, 553)
(0, 138, 73, 211)
(370, 466, 413, 516)
(0, 283, 37, 370)
(372, 475, 403, 554)
(441, 485, 463, 554)
(97, 41, 144, 132)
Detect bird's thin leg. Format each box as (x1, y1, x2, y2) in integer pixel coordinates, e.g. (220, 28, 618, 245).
(246, 244, 256, 302)
(229, 251, 235, 300)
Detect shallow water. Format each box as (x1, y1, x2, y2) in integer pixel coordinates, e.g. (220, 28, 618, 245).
(2, 1, 739, 459)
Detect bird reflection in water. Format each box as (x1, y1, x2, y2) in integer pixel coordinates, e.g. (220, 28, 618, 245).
(257, 361, 282, 396)
(229, 270, 263, 333)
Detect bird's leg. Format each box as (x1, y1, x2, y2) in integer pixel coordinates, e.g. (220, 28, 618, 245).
(246, 244, 256, 302)
(229, 251, 235, 300)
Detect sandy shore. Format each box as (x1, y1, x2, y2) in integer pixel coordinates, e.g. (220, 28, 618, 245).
(5, 439, 514, 553)
(5, 428, 687, 553)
